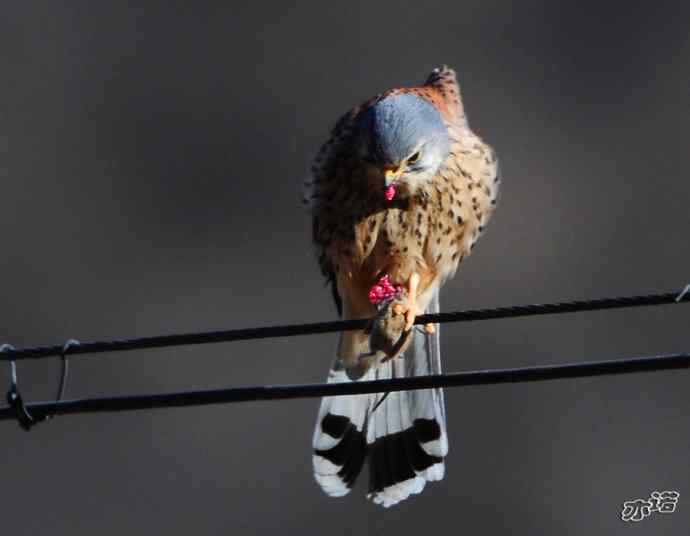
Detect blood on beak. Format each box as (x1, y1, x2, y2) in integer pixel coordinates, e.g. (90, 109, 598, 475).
(384, 166, 402, 188)
(383, 165, 404, 202)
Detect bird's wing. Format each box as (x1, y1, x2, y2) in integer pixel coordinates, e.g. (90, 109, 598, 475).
(303, 102, 371, 315)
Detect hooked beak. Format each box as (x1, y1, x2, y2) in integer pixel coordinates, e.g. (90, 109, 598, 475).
(384, 164, 404, 188)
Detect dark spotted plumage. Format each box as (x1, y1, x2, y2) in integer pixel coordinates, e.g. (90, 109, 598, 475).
(306, 66, 499, 507)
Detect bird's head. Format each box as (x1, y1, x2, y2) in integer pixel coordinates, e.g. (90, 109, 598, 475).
(356, 93, 451, 200)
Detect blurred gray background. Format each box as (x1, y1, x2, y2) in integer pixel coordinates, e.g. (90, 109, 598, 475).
(2, 2, 688, 534)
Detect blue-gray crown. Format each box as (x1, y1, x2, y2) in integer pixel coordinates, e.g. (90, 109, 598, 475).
(358, 93, 450, 167)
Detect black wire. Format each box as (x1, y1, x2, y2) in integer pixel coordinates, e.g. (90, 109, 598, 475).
(0, 352, 687, 422)
(1, 289, 688, 362)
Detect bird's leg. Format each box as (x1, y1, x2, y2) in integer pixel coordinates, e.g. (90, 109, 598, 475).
(391, 273, 436, 333)
(393, 272, 418, 331)
(405, 272, 420, 331)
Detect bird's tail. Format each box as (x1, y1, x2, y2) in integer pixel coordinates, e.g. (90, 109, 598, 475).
(312, 288, 448, 507)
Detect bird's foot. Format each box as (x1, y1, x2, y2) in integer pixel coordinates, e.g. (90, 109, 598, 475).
(391, 302, 418, 331)
(390, 273, 422, 332)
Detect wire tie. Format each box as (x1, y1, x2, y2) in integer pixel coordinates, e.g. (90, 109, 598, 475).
(45, 339, 79, 421)
(58, 339, 78, 401)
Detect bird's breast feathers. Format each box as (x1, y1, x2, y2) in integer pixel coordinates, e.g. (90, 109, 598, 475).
(308, 67, 500, 298)
(323, 133, 498, 292)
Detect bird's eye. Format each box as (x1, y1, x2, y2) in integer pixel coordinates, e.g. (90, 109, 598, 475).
(407, 151, 421, 165)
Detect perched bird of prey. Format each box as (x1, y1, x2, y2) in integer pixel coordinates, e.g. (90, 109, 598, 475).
(304, 66, 499, 507)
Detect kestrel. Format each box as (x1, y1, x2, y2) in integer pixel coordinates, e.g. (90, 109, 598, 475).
(304, 66, 499, 507)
